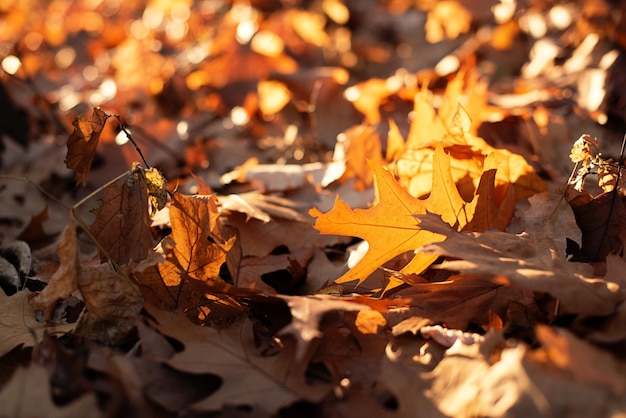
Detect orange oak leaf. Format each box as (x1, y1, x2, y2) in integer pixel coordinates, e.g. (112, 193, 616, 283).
(310, 144, 514, 286)
(89, 167, 155, 266)
(65, 107, 109, 186)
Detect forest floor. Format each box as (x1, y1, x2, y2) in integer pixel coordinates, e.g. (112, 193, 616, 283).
(2, 1, 626, 417)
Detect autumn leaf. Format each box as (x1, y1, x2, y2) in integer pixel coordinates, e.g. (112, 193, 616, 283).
(89, 167, 155, 266)
(74, 266, 143, 346)
(337, 124, 385, 191)
(145, 305, 329, 413)
(276, 294, 372, 359)
(567, 191, 626, 262)
(160, 192, 233, 282)
(0, 290, 76, 357)
(150, 192, 236, 314)
(416, 212, 624, 317)
(0, 363, 101, 418)
(310, 144, 514, 286)
(65, 107, 109, 186)
(29, 217, 79, 320)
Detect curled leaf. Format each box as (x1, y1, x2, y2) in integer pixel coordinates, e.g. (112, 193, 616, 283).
(65, 107, 109, 186)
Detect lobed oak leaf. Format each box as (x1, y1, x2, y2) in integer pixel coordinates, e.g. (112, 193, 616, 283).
(276, 294, 372, 359)
(145, 305, 329, 414)
(0, 363, 101, 418)
(398, 104, 546, 202)
(89, 167, 155, 266)
(417, 213, 624, 317)
(310, 144, 514, 286)
(65, 107, 109, 186)
(152, 192, 237, 316)
(0, 290, 76, 357)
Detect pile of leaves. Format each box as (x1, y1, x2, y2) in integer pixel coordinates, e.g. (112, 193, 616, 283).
(3, 0, 626, 417)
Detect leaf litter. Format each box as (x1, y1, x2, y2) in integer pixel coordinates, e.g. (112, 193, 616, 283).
(2, 1, 626, 417)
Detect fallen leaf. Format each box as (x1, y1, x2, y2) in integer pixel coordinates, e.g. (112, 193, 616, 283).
(65, 107, 109, 186)
(158, 192, 233, 286)
(277, 294, 371, 359)
(337, 124, 384, 191)
(145, 305, 329, 413)
(535, 325, 626, 395)
(0, 290, 76, 357)
(568, 191, 626, 262)
(74, 266, 143, 346)
(0, 363, 102, 418)
(89, 167, 155, 266)
(233, 247, 313, 294)
(310, 144, 514, 286)
(424, 1, 472, 43)
(29, 217, 79, 321)
(417, 213, 624, 317)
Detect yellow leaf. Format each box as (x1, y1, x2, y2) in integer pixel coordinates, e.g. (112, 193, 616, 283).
(310, 145, 465, 286)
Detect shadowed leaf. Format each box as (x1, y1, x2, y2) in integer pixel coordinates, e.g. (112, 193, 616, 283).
(65, 107, 109, 186)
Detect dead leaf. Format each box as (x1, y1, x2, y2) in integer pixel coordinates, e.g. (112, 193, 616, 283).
(89, 168, 155, 266)
(74, 266, 143, 346)
(277, 294, 372, 359)
(29, 217, 79, 321)
(567, 191, 626, 262)
(310, 144, 514, 287)
(145, 304, 329, 413)
(0, 363, 102, 418)
(417, 213, 624, 317)
(337, 124, 384, 191)
(535, 325, 626, 395)
(158, 192, 233, 285)
(0, 290, 76, 357)
(65, 107, 109, 186)
(355, 310, 387, 334)
(233, 247, 313, 294)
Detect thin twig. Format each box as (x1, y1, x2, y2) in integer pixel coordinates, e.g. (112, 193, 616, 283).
(111, 114, 150, 168)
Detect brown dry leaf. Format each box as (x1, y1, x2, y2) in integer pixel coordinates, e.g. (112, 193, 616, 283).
(89, 167, 155, 266)
(220, 192, 310, 223)
(423, 327, 626, 417)
(145, 304, 329, 413)
(310, 144, 514, 287)
(392, 274, 534, 331)
(0, 290, 76, 357)
(0, 363, 102, 418)
(417, 213, 624, 317)
(65, 107, 109, 186)
(29, 217, 79, 320)
(535, 325, 626, 395)
(567, 191, 626, 262)
(233, 247, 313, 294)
(74, 266, 143, 346)
(276, 294, 372, 359)
(159, 192, 233, 285)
